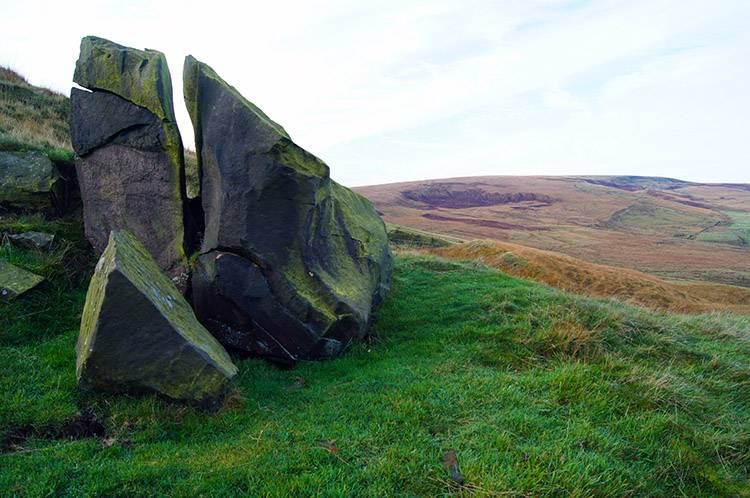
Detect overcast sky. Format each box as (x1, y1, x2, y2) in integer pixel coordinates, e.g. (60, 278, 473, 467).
(1, 0, 748, 187)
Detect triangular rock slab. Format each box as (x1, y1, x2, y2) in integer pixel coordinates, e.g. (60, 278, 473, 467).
(76, 231, 238, 410)
(0, 259, 46, 300)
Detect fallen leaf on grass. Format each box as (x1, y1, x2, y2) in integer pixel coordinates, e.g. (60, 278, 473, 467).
(283, 377, 308, 391)
(99, 437, 132, 450)
(441, 449, 465, 486)
(317, 440, 340, 454)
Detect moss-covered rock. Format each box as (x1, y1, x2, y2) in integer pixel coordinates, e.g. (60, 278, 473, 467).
(6, 231, 55, 251)
(74, 36, 176, 123)
(0, 259, 46, 300)
(76, 231, 237, 411)
(70, 37, 190, 279)
(0, 151, 63, 213)
(184, 56, 393, 363)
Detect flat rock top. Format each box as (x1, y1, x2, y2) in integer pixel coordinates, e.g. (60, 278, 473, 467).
(0, 259, 45, 299)
(74, 35, 176, 123)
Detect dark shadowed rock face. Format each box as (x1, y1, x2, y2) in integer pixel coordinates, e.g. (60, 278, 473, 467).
(76, 231, 238, 411)
(69, 36, 189, 280)
(184, 56, 393, 363)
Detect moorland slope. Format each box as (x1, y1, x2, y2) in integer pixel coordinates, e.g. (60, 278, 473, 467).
(355, 176, 750, 287)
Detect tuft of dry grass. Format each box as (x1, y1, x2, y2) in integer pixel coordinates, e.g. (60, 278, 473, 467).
(428, 240, 750, 315)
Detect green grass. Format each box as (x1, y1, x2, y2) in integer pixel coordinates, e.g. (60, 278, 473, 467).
(386, 224, 461, 248)
(699, 212, 750, 246)
(724, 211, 750, 245)
(2, 229, 749, 496)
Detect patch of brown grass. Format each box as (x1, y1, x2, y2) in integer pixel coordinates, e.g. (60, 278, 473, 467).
(428, 240, 750, 315)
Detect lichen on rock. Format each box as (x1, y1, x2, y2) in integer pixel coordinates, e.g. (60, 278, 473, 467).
(70, 36, 190, 279)
(0, 259, 46, 300)
(0, 151, 63, 213)
(76, 230, 238, 410)
(184, 55, 393, 363)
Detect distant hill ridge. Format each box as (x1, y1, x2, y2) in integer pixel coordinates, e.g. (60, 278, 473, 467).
(355, 175, 750, 289)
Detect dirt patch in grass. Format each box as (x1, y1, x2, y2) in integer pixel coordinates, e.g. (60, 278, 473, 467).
(2, 407, 106, 454)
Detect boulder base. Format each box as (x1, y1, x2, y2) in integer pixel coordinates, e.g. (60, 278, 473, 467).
(76, 231, 238, 410)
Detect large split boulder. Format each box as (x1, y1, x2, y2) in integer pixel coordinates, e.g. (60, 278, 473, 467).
(69, 36, 190, 279)
(0, 151, 64, 213)
(76, 230, 238, 410)
(183, 56, 393, 363)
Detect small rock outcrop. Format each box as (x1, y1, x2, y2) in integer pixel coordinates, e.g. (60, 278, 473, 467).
(6, 231, 55, 251)
(184, 56, 393, 363)
(76, 230, 238, 410)
(0, 151, 63, 213)
(0, 259, 46, 299)
(69, 36, 189, 279)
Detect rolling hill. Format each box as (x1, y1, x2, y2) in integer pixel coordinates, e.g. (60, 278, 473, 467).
(354, 175, 750, 288)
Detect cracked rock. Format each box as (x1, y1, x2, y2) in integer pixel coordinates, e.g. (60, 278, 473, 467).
(184, 56, 393, 363)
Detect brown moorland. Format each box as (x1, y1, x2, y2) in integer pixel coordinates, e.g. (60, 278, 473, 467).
(425, 239, 750, 315)
(354, 175, 750, 288)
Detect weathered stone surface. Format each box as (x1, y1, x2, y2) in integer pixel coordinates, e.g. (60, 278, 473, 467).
(0, 151, 63, 212)
(74, 36, 177, 123)
(76, 231, 238, 410)
(70, 36, 189, 279)
(6, 231, 55, 251)
(69, 88, 166, 156)
(0, 259, 46, 300)
(184, 56, 393, 363)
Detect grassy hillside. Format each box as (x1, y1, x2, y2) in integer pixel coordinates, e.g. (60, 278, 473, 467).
(0, 67, 71, 153)
(355, 176, 750, 288)
(428, 239, 750, 315)
(2, 217, 749, 496)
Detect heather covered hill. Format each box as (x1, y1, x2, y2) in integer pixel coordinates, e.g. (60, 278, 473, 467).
(355, 175, 750, 287)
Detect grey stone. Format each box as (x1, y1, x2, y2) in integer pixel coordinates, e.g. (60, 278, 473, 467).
(0, 259, 46, 300)
(184, 56, 393, 363)
(6, 231, 55, 251)
(0, 151, 63, 213)
(70, 36, 189, 279)
(76, 230, 238, 411)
